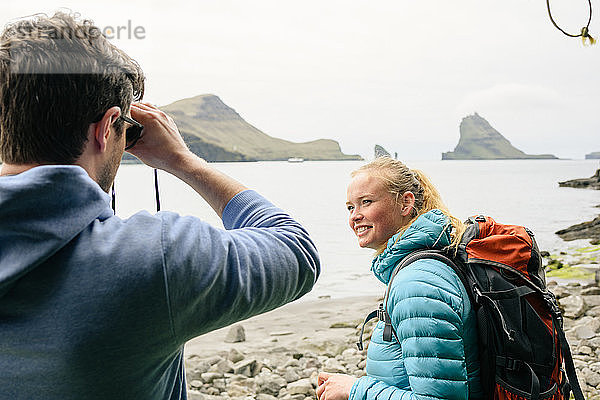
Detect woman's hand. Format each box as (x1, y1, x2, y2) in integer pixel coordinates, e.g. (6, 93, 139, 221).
(316, 372, 357, 400)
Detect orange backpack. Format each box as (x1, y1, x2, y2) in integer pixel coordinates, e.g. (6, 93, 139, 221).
(358, 216, 585, 400)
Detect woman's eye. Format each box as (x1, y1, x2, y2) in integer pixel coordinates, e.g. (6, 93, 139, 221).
(362, 199, 371, 205)
(347, 205, 354, 212)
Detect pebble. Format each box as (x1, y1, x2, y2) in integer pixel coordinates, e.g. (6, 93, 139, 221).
(224, 325, 246, 343)
(270, 331, 294, 336)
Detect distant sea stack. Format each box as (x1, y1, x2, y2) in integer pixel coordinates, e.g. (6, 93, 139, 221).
(586, 152, 600, 160)
(158, 94, 362, 162)
(374, 145, 391, 158)
(442, 113, 558, 160)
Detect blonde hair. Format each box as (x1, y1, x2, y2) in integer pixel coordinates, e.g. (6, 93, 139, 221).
(351, 156, 465, 255)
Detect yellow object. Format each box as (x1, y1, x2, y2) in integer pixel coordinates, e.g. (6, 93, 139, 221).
(581, 27, 596, 45)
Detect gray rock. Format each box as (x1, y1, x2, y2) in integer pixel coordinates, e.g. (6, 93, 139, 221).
(224, 325, 246, 343)
(343, 355, 363, 368)
(255, 371, 287, 395)
(280, 395, 306, 400)
(287, 378, 315, 396)
(284, 368, 302, 383)
(587, 306, 600, 318)
(204, 387, 220, 396)
(575, 322, 600, 340)
(205, 355, 223, 365)
(582, 367, 600, 387)
(301, 367, 317, 379)
(341, 348, 358, 358)
(556, 216, 600, 241)
(212, 378, 227, 391)
(189, 380, 203, 390)
(284, 359, 301, 368)
(227, 383, 252, 397)
(200, 372, 223, 383)
(559, 295, 586, 319)
(302, 357, 321, 369)
(256, 394, 277, 400)
(187, 390, 205, 400)
(228, 348, 245, 363)
(269, 330, 294, 336)
(190, 360, 212, 375)
(585, 295, 600, 308)
(551, 285, 571, 299)
(210, 359, 234, 374)
(233, 358, 257, 377)
(322, 358, 346, 373)
(588, 337, 600, 349)
(185, 355, 202, 368)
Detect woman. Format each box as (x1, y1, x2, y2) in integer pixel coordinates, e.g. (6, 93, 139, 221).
(317, 157, 482, 400)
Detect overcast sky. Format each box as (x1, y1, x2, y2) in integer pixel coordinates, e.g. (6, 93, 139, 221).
(4, 0, 599, 160)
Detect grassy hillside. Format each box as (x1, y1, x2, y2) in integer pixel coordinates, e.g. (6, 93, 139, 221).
(159, 94, 362, 162)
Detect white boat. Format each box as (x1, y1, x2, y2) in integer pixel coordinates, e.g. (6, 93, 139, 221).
(287, 157, 304, 163)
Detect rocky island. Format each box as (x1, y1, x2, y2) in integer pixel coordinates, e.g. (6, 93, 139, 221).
(557, 168, 600, 244)
(134, 95, 362, 162)
(587, 152, 600, 160)
(442, 113, 558, 160)
(559, 169, 600, 190)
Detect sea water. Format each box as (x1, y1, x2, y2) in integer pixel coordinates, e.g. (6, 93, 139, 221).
(114, 159, 600, 300)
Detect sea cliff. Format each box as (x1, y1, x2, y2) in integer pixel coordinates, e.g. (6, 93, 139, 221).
(442, 113, 558, 160)
(160, 95, 362, 162)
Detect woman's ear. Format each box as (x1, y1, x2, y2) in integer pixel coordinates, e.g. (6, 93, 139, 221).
(400, 191, 415, 217)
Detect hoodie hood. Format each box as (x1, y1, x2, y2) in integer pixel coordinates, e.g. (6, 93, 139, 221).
(0, 165, 112, 298)
(371, 209, 452, 284)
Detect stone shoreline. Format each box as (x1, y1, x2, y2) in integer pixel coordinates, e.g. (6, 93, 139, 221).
(184, 279, 600, 400)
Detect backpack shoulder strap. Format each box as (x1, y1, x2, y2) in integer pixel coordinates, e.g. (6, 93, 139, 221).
(380, 249, 474, 343)
(383, 249, 473, 310)
(546, 295, 586, 400)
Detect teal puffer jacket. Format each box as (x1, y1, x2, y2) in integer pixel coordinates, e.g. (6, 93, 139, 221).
(349, 209, 482, 400)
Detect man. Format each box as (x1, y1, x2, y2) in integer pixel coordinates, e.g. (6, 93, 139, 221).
(0, 12, 320, 399)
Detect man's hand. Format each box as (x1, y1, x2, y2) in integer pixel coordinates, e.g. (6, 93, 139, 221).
(127, 102, 246, 216)
(316, 372, 357, 400)
(127, 103, 191, 174)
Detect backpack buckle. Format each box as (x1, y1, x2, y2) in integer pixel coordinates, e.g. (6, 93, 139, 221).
(497, 356, 521, 371)
(377, 303, 387, 322)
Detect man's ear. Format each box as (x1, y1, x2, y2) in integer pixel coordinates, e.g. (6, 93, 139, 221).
(400, 191, 416, 217)
(92, 106, 121, 153)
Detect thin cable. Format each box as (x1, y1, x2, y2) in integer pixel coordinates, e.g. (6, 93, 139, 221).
(154, 168, 161, 212)
(546, 0, 595, 44)
(111, 184, 116, 215)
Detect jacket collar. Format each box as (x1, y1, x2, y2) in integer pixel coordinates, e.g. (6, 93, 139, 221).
(371, 209, 452, 284)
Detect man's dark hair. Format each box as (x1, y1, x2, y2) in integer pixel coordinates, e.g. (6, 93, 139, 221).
(0, 12, 145, 164)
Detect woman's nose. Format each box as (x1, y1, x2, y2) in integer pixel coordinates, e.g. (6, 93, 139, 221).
(350, 209, 362, 221)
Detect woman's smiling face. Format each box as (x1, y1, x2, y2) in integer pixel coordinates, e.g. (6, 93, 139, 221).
(346, 172, 405, 250)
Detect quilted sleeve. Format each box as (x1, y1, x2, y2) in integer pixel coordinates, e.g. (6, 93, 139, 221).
(349, 375, 414, 400)
(350, 259, 469, 400)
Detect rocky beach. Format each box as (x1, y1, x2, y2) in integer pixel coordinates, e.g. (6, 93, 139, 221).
(183, 246, 600, 400)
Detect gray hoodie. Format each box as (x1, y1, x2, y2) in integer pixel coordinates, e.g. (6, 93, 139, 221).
(0, 165, 320, 399)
